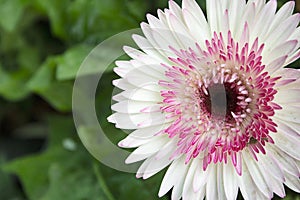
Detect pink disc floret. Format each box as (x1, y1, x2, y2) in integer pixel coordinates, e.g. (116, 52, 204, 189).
(158, 31, 282, 175)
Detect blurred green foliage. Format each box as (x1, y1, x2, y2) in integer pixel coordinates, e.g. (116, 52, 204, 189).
(0, 0, 169, 199)
(0, 0, 298, 200)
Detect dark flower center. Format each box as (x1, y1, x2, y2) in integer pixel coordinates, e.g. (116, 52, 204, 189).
(204, 83, 241, 123)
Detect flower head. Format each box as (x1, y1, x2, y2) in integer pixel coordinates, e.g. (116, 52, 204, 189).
(108, 0, 300, 199)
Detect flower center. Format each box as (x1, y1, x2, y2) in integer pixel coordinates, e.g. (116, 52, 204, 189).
(204, 82, 243, 122)
(159, 32, 282, 174)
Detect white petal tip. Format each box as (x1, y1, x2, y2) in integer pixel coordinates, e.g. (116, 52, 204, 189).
(112, 79, 119, 86)
(158, 191, 166, 198)
(117, 141, 125, 147)
(131, 34, 140, 41)
(123, 46, 131, 53)
(136, 173, 143, 178)
(146, 13, 154, 22)
(142, 171, 156, 180)
(107, 115, 115, 123)
(140, 22, 149, 29)
(124, 158, 131, 164)
(114, 60, 123, 66)
(142, 175, 149, 180)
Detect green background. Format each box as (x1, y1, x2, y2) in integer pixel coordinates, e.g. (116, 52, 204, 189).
(0, 0, 299, 199)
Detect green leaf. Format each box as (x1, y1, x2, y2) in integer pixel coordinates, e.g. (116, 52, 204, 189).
(40, 161, 110, 200)
(2, 116, 110, 200)
(3, 115, 167, 200)
(100, 164, 168, 200)
(56, 45, 93, 80)
(2, 116, 74, 199)
(26, 58, 57, 91)
(3, 148, 66, 200)
(0, 157, 24, 200)
(18, 45, 42, 72)
(37, 81, 73, 112)
(0, 66, 30, 101)
(0, 0, 28, 32)
(27, 56, 73, 111)
(34, 0, 69, 40)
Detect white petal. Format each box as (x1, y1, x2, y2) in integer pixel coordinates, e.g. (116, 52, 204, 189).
(272, 131, 300, 160)
(194, 187, 206, 200)
(108, 112, 168, 129)
(256, 192, 269, 200)
(182, 158, 198, 199)
(269, 1, 295, 33)
(157, 9, 168, 24)
(284, 173, 300, 193)
(167, 12, 195, 49)
(113, 78, 163, 93)
(146, 13, 166, 29)
(182, 0, 204, 17)
(117, 50, 165, 80)
(206, 0, 222, 34)
(257, 151, 285, 182)
(268, 176, 286, 198)
(242, 1, 256, 30)
(121, 44, 168, 65)
(124, 70, 158, 89)
(289, 27, 300, 47)
(275, 104, 300, 124)
(265, 55, 287, 75)
(255, 154, 282, 198)
(248, 0, 266, 13)
(182, 0, 210, 45)
(168, 0, 183, 21)
(286, 49, 300, 66)
(132, 34, 167, 63)
(267, 144, 299, 177)
(119, 135, 151, 148)
(242, 150, 273, 198)
(171, 168, 187, 200)
(121, 87, 162, 102)
(130, 124, 168, 138)
(141, 23, 180, 58)
(274, 88, 300, 105)
(276, 119, 300, 137)
(274, 118, 300, 138)
(276, 68, 300, 81)
(223, 162, 238, 200)
(251, 0, 277, 42)
(123, 46, 147, 61)
(264, 40, 298, 65)
(130, 59, 166, 77)
(112, 93, 126, 102)
(216, 164, 226, 200)
(274, 68, 300, 89)
(206, 164, 218, 200)
(118, 124, 169, 148)
(220, 8, 230, 37)
(227, 0, 246, 39)
(114, 61, 134, 77)
(237, 159, 257, 200)
(112, 100, 160, 114)
(136, 157, 153, 178)
(125, 135, 169, 163)
(265, 13, 300, 49)
(193, 158, 209, 192)
(182, 9, 209, 48)
(158, 156, 187, 197)
(113, 79, 135, 90)
(142, 141, 176, 179)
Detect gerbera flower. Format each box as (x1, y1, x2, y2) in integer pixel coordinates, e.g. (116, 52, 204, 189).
(108, 0, 300, 199)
